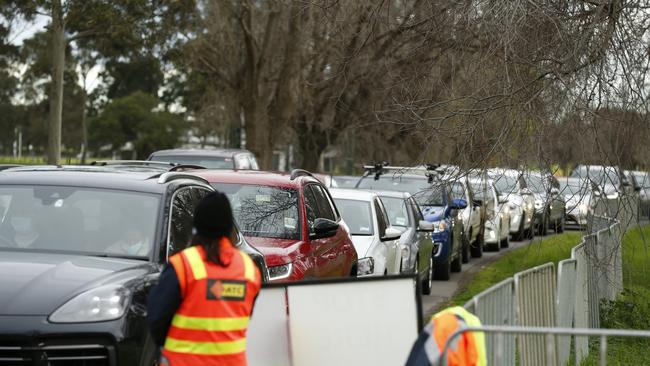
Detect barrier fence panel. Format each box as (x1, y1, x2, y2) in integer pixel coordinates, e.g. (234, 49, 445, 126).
(439, 326, 650, 366)
(583, 234, 601, 328)
(571, 242, 590, 364)
(514, 263, 556, 366)
(556, 259, 577, 366)
(465, 278, 516, 366)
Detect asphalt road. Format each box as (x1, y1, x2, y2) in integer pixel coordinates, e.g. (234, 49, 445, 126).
(421, 231, 560, 319)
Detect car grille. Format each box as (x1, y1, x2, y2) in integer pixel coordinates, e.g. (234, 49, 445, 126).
(0, 339, 114, 366)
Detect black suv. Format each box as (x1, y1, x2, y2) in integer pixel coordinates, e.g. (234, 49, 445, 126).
(0, 165, 267, 366)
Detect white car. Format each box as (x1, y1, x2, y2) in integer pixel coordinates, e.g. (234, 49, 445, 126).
(559, 177, 592, 228)
(468, 176, 511, 250)
(488, 168, 535, 240)
(330, 188, 402, 276)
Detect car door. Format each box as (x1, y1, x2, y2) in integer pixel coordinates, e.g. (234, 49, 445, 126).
(306, 184, 347, 278)
(374, 197, 400, 274)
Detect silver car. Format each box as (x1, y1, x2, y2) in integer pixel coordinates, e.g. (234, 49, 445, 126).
(630, 170, 650, 217)
(375, 191, 437, 295)
(488, 169, 535, 241)
(559, 177, 592, 229)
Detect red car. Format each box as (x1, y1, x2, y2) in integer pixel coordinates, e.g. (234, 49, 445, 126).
(192, 169, 358, 282)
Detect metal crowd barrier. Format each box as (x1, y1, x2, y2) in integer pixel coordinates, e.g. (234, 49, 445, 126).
(461, 196, 639, 365)
(439, 325, 650, 366)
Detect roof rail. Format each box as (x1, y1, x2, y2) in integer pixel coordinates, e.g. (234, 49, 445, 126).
(169, 164, 207, 172)
(91, 160, 176, 168)
(156, 172, 210, 185)
(290, 169, 314, 180)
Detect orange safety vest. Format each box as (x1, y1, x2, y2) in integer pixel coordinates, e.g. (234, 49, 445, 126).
(426, 307, 487, 366)
(161, 238, 261, 366)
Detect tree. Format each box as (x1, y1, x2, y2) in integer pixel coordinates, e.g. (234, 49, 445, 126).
(89, 91, 185, 159)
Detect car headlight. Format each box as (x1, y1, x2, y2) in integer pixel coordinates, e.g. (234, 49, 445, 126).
(357, 257, 375, 276)
(268, 263, 292, 280)
(432, 221, 446, 233)
(49, 284, 131, 323)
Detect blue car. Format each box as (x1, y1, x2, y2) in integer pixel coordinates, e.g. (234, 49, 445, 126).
(356, 165, 467, 280)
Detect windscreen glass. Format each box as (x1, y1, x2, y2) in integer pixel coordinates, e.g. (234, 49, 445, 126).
(151, 155, 234, 169)
(334, 199, 374, 236)
(357, 175, 444, 206)
(212, 183, 300, 240)
(493, 175, 518, 194)
(0, 186, 159, 259)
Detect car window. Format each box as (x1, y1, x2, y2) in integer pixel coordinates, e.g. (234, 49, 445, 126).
(248, 155, 260, 170)
(150, 155, 234, 169)
(450, 182, 465, 200)
(303, 186, 319, 233)
(373, 198, 388, 237)
(334, 198, 374, 236)
(380, 196, 410, 227)
(309, 185, 336, 221)
(409, 198, 424, 221)
(168, 187, 212, 257)
(235, 155, 252, 170)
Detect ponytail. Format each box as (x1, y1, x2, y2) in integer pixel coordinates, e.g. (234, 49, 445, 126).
(191, 234, 225, 266)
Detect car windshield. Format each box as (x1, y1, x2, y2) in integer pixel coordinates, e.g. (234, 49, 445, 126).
(560, 180, 588, 196)
(334, 199, 374, 236)
(150, 155, 234, 169)
(524, 175, 547, 194)
(380, 196, 410, 228)
(570, 166, 620, 186)
(357, 175, 443, 206)
(0, 186, 159, 259)
(492, 175, 518, 194)
(212, 183, 300, 240)
(450, 182, 466, 200)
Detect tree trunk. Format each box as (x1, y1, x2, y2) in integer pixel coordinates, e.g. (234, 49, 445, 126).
(80, 86, 88, 164)
(47, 0, 65, 165)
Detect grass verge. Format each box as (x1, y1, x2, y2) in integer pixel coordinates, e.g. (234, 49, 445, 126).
(447, 232, 582, 307)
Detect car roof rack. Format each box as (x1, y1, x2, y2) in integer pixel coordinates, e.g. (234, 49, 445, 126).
(155, 172, 210, 185)
(91, 160, 207, 172)
(290, 169, 315, 180)
(361, 162, 444, 182)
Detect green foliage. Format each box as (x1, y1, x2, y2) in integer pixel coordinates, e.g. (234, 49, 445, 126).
(449, 232, 582, 306)
(89, 91, 185, 158)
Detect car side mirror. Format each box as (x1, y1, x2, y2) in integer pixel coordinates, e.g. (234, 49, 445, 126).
(417, 220, 434, 232)
(310, 218, 339, 239)
(635, 186, 642, 192)
(450, 198, 468, 210)
(381, 227, 402, 242)
(472, 199, 483, 207)
(550, 187, 559, 195)
(498, 195, 509, 205)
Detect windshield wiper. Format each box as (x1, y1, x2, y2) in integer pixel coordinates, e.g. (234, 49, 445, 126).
(88, 253, 149, 261)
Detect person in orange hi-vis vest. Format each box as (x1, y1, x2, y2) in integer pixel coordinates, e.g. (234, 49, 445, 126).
(405, 306, 487, 366)
(147, 191, 261, 366)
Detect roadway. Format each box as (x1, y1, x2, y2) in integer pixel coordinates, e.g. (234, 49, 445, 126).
(421, 232, 561, 319)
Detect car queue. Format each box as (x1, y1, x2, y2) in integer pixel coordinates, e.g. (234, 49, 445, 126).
(0, 148, 643, 366)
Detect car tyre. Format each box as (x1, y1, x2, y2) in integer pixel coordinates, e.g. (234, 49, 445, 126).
(537, 214, 548, 236)
(471, 234, 484, 258)
(513, 216, 526, 241)
(140, 334, 160, 366)
(451, 250, 462, 272)
(556, 214, 566, 233)
(434, 256, 451, 281)
(461, 233, 470, 263)
(421, 255, 433, 295)
(501, 234, 510, 248)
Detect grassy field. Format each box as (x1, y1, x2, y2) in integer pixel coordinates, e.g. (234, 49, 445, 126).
(581, 225, 650, 365)
(0, 155, 81, 165)
(448, 231, 582, 306)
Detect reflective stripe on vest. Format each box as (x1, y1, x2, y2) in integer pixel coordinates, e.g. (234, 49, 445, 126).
(165, 337, 247, 355)
(184, 246, 207, 281)
(171, 314, 250, 331)
(239, 251, 256, 283)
